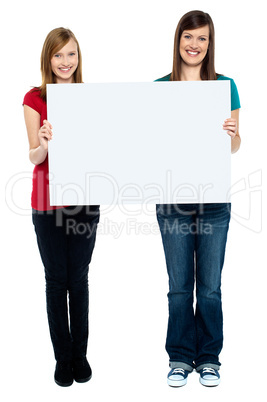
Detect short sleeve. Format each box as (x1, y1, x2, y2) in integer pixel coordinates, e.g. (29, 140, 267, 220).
(230, 79, 241, 111)
(23, 89, 43, 114)
(154, 73, 171, 82)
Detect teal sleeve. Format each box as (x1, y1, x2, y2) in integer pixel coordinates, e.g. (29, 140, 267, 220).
(230, 78, 241, 111)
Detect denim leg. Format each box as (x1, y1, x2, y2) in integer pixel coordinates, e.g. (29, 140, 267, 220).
(157, 204, 197, 369)
(32, 209, 72, 362)
(66, 206, 100, 359)
(157, 203, 231, 371)
(195, 203, 231, 369)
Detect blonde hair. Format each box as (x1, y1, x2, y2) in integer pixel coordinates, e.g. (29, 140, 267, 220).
(39, 27, 82, 100)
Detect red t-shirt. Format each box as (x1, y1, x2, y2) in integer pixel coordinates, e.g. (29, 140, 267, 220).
(23, 88, 63, 211)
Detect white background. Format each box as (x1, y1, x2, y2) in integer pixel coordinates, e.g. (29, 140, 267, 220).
(1, 0, 266, 401)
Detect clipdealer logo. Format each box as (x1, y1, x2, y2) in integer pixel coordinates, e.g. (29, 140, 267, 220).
(229, 170, 262, 233)
(5, 170, 263, 235)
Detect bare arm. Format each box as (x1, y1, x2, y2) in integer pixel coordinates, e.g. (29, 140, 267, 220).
(223, 108, 241, 154)
(24, 105, 53, 165)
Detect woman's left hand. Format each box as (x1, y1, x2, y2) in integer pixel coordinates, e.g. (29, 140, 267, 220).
(223, 118, 237, 139)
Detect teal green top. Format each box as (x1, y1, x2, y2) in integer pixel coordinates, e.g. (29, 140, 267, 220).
(155, 74, 241, 111)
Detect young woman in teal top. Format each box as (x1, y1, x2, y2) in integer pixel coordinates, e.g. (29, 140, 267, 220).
(155, 10, 240, 387)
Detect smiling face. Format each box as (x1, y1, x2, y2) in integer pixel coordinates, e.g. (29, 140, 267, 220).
(50, 38, 78, 84)
(179, 26, 209, 68)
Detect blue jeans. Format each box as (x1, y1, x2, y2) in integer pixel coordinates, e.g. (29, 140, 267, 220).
(32, 206, 100, 363)
(156, 203, 231, 371)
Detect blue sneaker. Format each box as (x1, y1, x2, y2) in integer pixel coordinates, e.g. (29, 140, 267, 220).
(167, 368, 188, 387)
(199, 368, 220, 387)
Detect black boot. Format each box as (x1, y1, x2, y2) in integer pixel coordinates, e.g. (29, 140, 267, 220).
(73, 357, 92, 383)
(54, 361, 73, 387)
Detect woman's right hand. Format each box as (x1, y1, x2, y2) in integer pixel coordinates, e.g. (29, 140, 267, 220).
(38, 120, 53, 150)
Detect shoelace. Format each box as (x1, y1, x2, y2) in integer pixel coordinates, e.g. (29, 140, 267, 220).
(172, 368, 185, 375)
(202, 368, 216, 375)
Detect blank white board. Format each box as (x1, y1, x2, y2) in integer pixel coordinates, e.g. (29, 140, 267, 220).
(47, 81, 231, 205)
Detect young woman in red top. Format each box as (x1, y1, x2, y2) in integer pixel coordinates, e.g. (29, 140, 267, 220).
(23, 28, 100, 387)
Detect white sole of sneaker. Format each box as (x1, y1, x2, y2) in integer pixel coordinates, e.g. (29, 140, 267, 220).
(199, 377, 220, 387)
(167, 378, 187, 387)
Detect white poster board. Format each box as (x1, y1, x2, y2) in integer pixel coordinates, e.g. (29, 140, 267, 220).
(47, 81, 231, 205)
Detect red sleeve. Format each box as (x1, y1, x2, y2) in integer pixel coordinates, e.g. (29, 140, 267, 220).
(23, 89, 43, 114)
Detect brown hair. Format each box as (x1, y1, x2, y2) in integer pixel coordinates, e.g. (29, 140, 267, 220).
(38, 27, 82, 100)
(171, 10, 218, 81)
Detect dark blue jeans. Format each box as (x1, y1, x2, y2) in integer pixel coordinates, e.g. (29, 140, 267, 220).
(156, 203, 231, 371)
(32, 206, 100, 363)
